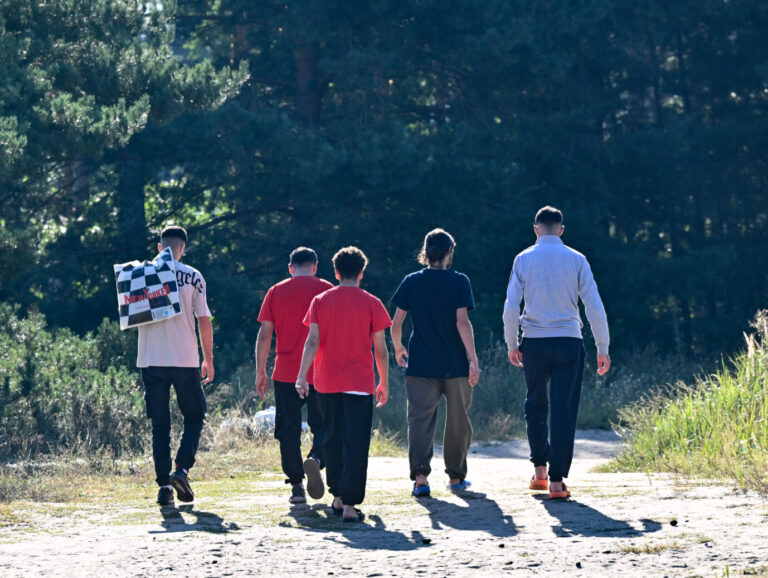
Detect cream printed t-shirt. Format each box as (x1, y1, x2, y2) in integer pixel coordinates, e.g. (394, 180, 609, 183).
(137, 261, 211, 368)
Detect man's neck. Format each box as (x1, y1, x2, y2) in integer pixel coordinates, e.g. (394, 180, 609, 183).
(339, 279, 359, 287)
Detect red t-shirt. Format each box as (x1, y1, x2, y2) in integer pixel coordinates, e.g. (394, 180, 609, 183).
(303, 286, 392, 394)
(257, 275, 334, 383)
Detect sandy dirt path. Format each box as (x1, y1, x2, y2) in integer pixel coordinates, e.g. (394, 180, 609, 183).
(2, 431, 767, 577)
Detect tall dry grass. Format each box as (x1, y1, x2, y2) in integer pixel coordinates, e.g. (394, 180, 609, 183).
(607, 311, 768, 495)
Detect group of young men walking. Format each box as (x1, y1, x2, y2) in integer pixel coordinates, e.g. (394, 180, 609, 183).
(136, 205, 610, 520)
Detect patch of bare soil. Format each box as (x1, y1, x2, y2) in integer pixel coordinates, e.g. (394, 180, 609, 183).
(2, 431, 767, 577)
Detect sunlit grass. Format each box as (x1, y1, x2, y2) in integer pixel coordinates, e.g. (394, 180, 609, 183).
(621, 541, 686, 554)
(608, 311, 768, 495)
(0, 426, 405, 505)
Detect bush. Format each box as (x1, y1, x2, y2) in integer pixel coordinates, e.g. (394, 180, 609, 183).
(578, 344, 700, 429)
(0, 304, 147, 460)
(0, 300, 711, 463)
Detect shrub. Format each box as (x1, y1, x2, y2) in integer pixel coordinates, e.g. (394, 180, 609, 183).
(0, 304, 147, 459)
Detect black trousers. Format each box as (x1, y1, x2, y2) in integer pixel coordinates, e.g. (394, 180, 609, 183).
(141, 366, 207, 487)
(273, 380, 325, 485)
(316, 392, 373, 506)
(521, 337, 585, 482)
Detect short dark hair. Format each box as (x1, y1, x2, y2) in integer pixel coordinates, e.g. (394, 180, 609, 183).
(332, 246, 368, 280)
(534, 206, 563, 225)
(289, 247, 318, 266)
(417, 228, 455, 266)
(160, 225, 188, 243)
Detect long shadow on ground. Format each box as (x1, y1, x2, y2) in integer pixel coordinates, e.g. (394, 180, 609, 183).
(285, 504, 433, 551)
(152, 504, 241, 534)
(539, 496, 661, 538)
(414, 491, 518, 537)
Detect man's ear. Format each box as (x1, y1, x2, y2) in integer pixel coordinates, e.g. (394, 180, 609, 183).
(288, 264, 295, 276)
(357, 271, 364, 282)
(334, 270, 341, 281)
(312, 263, 318, 274)
(158, 243, 163, 253)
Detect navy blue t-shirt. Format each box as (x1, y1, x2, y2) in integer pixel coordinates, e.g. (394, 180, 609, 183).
(391, 269, 475, 379)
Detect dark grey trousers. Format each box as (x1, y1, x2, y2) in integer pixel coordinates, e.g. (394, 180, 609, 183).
(406, 376, 473, 481)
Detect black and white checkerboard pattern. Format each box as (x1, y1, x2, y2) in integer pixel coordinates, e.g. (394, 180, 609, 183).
(114, 247, 182, 330)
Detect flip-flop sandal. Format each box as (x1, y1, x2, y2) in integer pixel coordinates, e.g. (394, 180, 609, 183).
(330, 504, 343, 516)
(303, 458, 325, 500)
(412, 483, 431, 498)
(529, 476, 549, 491)
(342, 508, 365, 523)
(549, 482, 571, 499)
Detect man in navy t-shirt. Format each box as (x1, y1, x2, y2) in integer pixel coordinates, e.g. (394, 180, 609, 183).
(390, 229, 480, 496)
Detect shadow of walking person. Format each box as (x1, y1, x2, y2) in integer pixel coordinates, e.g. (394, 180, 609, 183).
(283, 504, 433, 551)
(538, 496, 661, 538)
(415, 491, 518, 537)
(152, 504, 240, 534)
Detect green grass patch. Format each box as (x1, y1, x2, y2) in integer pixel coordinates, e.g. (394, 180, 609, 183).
(608, 311, 768, 495)
(621, 541, 686, 554)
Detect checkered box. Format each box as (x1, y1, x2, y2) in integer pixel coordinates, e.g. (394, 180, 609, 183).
(114, 247, 182, 330)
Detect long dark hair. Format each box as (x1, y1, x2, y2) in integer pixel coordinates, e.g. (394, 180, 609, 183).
(417, 228, 455, 266)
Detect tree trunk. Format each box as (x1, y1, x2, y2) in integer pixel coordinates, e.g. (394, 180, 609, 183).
(117, 152, 146, 244)
(294, 41, 323, 125)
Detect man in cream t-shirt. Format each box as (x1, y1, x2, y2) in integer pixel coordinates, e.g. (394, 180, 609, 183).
(138, 225, 214, 506)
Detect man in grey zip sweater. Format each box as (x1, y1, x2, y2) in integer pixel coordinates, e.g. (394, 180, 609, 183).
(503, 206, 610, 499)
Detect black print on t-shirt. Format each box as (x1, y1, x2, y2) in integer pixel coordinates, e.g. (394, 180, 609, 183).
(176, 270, 204, 294)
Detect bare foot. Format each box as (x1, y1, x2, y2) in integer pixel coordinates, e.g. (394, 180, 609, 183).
(534, 465, 548, 481)
(549, 481, 564, 492)
(449, 477, 461, 485)
(415, 474, 429, 487)
(332, 496, 343, 510)
(342, 504, 361, 520)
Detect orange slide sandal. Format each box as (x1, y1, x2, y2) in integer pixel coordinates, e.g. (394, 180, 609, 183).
(549, 482, 571, 499)
(528, 476, 549, 491)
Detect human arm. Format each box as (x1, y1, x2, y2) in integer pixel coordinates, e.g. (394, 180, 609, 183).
(578, 258, 611, 375)
(295, 323, 320, 398)
(197, 316, 215, 383)
(254, 320, 274, 400)
(503, 259, 524, 367)
(390, 308, 409, 368)
(373, 330, 389, 407)
(456, 307, 480, 386)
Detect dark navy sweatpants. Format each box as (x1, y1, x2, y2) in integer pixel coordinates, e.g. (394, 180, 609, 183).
(520, 337, 585, 482)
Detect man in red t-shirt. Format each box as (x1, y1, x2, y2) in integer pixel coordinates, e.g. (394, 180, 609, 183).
(255, 247, 334, 504)
(296, 246, 391, 522)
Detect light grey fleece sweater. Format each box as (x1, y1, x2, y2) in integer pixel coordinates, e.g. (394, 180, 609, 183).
(503, 236, 610, 355)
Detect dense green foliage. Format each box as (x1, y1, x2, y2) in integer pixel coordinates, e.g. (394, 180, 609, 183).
(2, 1, 766, 379)
(1, 1, 766, 438)
(608, 311, 768, 495)
(0, 303, 698, 461)
(0, 304, 146, 459)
